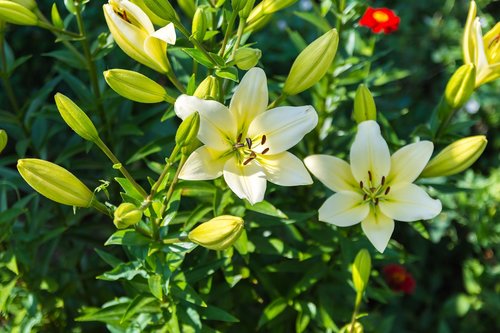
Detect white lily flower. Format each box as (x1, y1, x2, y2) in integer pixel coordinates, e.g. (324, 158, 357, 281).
(175, 67, 318, 205)
(103, 0, 176, 74)
(471, 18, 500, 86)
(304, 120, 442, 253)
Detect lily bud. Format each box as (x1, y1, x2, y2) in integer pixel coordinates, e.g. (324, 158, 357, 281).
(261, 0, 298, 14)
(234, 48, 261, 70)
(352, 249, 371, 294)
(283, 29, 339, 95)
(54, 93, 100, 142)
(11, 0, 37, 10)
(17, 159, 94, 207)
(177, 0, 195, 18)
(462, 0, 477, 65)
(191, 7, 207, 41)
(353, 84, 376, 124)
(194, 76, 219, 100)
(103, 0, 176, 74)
(443, 64, 476, 110)
(340, 322, 364, 333)
(114, 203, 143, 229)
(0, 0, 38, 26)
(239, 0, 255, 19)
(130, 0, 168, 26)
(231, 0, 245, 12)
(0, 129, 7, 153)
(104, 69, 169, 103)
(175, 111, 200, 148)
(143, 0, 178, 22)
(188, 215, 244, 250)
(421, 136, 487, 178)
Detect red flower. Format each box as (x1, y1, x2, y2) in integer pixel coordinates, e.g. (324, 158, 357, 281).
(359, 7, 400, 34)
(382, 264, 416, 294)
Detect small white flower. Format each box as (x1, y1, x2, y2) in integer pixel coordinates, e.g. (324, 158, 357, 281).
(175, 68, 318, 205)
(305, 120, 442, 253)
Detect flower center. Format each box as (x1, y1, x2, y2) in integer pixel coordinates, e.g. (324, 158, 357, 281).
(359, 171, 390, 206)
(232, 133, 269, 166)
(372, 11, 390, 23)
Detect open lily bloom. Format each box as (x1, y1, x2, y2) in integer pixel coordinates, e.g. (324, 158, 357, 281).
(305, 121, 442, 253)
(470, 19, 500, 86)
(103, 0, 176, 74)
(175, 67, 318, 205)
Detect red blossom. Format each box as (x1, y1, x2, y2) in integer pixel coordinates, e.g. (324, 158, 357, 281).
(382, 264, 416, 294)
(359, 7, 400, 34)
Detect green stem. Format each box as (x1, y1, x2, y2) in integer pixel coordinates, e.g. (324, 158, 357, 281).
(95, 138, 148, 198)
(174, 20, 219, 67)
(219, 11, 238, 57)
(267, 93, 287, 109)
(160, 153, 187, 217)
(349, 293, 362, 333)
(37, 21, 81, 38)
(336, 0, 346, 33)
(165, 61, 186, 93)
(230, 19, 246, 59)
(0, 31, 20, 112)
(91, 199, 110, 216)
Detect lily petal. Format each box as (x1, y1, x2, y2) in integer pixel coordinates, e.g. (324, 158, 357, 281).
(361, 208, 394, 253)
(473, 18, 489, 71)
(350, 120, 391, 185)
(151, 23, 176, 44)
(260, 152, 312, 186)
(379, 183, 442, 222)
(175, 95, 236, 150)
(117, 0, 155, 34)
(318, 192, 369, 227)
(229, 67, 268, 131)
(247, 105, 318, 154)
(304, 154, 358, 192)
(179, 146, 227, 180)
(387, 141, 433, 185)
(223, 156, 267, 205)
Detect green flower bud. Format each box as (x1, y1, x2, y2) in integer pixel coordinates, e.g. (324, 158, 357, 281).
(130, 0, 169, 26)
(234, 48, 261, 70)
(194, 76, 220, 100)
(0, 129, 7, 154)
(353, 84, 376, 124)
(175, 111, 200, 148)
(177, 0, 195, 18)
(231, 0, 245, 11)
(352, 249, 371, 294)
(188, 215, 244, 250)
(104, 69, 169, 103)
(144, 0, 178, 22)
(283, 29, 339, 95)
(0, 0, 38, 26)
(10, 0, 37, 10)
(261, 0, 298, 14)
(239, 0, 255, 19)
(192, 7, 207, 41)
(340, 322, 364, 333)
(113, 203, 143, 229)
(17, 159, 94, 207)
(421, 136, 487, 178)
(443, 64, 476, 111)
(54, 93, 100, 142)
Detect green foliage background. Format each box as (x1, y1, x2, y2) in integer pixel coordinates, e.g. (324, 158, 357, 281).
(0, 0, 498, 332)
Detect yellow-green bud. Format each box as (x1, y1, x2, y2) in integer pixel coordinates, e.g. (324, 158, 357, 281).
(462, 0, 477, 65)
(262, 0, 298, 14)
(421, 135, 487, 178)
(0, 129, 7, 153)
(104, 69, 169, 103)
(10, 0, 37, 10)
(234, 48, 261, 70)
(283, 29, 339, 95)
(353, 84, 376, 124)
(352, 249, 371, 294)
(0, 0, 38, 26)
(192, 7, 207, 41)
(144, 0, 178, 22)
(113, 203, 143, 229)
(177, 0, 196, 18)
(340, 322, 364, 333)
(194, 76, 220, 100)
(231, 0, 245, 11)
(130, 0, 169, 26)
(54, 93, 100, 142)
(188, 215, 244, 250)
(443, 64, 476, 111)
(17, 158, 94, 207)
(239, 0, 256, 19)
(175, 111, 200, 148)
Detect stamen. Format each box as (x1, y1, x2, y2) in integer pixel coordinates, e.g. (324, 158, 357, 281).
(243, 157, 254, 165)
(261, 135, 267, 145)
(246, 138, 252, 149)
(381, 176, 386, 186)
(237, 133, 242, 142)
(359, 181, 364, 189)
(261, 148, 269, 154)
(385, 187, 391, 195)
(363, 194, 367, 200)
(375, 198, 379, 205)
(249, 151, 257, 158)
(368, 170, 372, 181)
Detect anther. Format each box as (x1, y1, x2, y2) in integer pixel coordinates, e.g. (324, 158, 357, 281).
(249, 151, 257, 158)
(385, 187, 391, 195)
(261, 148, 269, 155)
(261, 135, 267, 145)
(246, 138, 252, 149)
(381, 176, 385, 186)
(237, 133, 242, 142)
(363, 194, 367, 200)
(368, 170, 372, 181)
(359, 181, 364, 189)
(243, 157, 254, 165)
(375, 198, 379, 205)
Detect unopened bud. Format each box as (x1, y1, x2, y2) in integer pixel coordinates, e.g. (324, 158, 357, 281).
(104, 69, 169, 103)
(352, 249, 371, 294)
(231, 0, 245, 11)
(175, 111, 200, 147)
(0, 0, 38, 26)
(130, 0, 169, 26)
(144, 0, 178, 22)
(192, 7, 207, 41)
(188, 215, 244, 250)
(421, 135, 487, 178)
(177, 0, 196, 18)
(17, 159, 94, 207)
(283, 29, 339, 95)
(0, 129, 7, 153)
(340, 322, 364, 333)
(234, 48, 261, 70)
(239, 0, 256, 19)
(443, 64, 476, 111)
(114, 203, 143, 229)
(262, 0, 298, 14)
(194, 76, 219, 100)
(54, 93, 100, 142)
(353, 84, 376, 123)
(11, 0, 37, 10)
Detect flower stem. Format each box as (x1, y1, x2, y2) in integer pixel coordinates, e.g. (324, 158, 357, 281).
(230, 19, 247, 59)
(37, 20, 81, 38)
(0, 30, 20, 113)
(160, 152, 188, 217)
(95, 138, 148, 199)
(174, 20, 219, 67)
(268, 93, 287, 109)
(219, 11, 238, 57)
(349, 293, 362, 333)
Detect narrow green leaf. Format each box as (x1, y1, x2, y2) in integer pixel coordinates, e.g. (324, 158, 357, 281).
(257, 297, 288, 328)
(105, 229, 151, 246)
(148, 274, 163, 300)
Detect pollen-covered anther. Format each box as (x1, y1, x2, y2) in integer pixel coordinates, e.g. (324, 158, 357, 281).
(359, 181, 364, 189)
(381, 176, 386, 185)
(246, 137, 252, 149)
(385, 186, 391, 195)
(261, 148, 269, 154)
(261, 135, 267, 145)
(368, 170, 372, 181)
